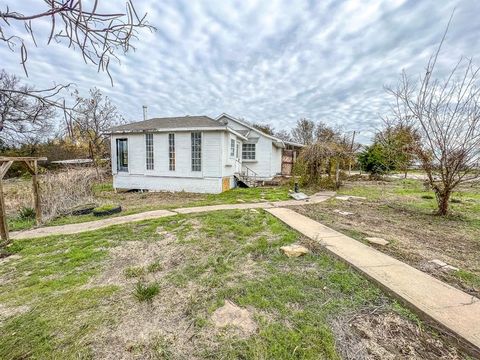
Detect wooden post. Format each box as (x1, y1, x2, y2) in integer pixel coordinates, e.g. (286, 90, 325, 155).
(0, 160, 13, 245)
(30, 160, 42, 225)
(0, 179, 9, 245)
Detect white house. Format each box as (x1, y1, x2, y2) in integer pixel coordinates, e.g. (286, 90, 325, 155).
(109, 113, 303, 193)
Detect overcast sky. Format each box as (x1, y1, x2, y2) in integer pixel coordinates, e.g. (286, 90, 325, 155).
(1, 0, 479, 143)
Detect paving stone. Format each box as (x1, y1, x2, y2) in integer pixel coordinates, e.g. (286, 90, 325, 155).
(442, 265, 459, 272)
(333, 209, 354, 216)
(280, 244, 309, 258)
(365, 237, 389, 246)
(336, 195, 367, 201)
(289, 192, 309, 200)
(429, 259, 448, 268)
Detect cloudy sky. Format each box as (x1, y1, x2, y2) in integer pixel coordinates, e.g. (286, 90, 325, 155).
(1, 0, 479, 143)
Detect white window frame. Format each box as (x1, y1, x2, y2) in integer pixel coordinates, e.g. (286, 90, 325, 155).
(230, 138, 235, 158)
(191, 132, 202, 172)
(242, 143, 256, 160)
(145, 133, 154, 170)
(168, 133, 175, 171)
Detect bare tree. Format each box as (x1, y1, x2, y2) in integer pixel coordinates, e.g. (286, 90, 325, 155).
(0, 0, 154, 82)
(275, 129, 292, 142)
(69, 88, 122, 176)
(291, 118, 315, 145)
(252, 122, 275, 136)
(387, 14, 480, 215)
(0, 70, 64, 145)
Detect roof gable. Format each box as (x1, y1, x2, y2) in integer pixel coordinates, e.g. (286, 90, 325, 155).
(216, 113, 281, 142)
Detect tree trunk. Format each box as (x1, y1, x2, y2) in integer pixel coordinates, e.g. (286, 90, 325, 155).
(435, 189, 451, 216)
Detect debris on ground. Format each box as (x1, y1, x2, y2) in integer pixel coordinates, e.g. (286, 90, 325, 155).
(237, 199, 246, 203)
(289, 192, 309, 200)
(428, 259, 459, 272)
(250, 209, 259, 213)
(333, 209, 354, 216)
(211, 300, 257, 336)
(336, 195, 367, 201)
(332, 310, 463, 360)
(365, 237, 390, 246)
(280, 244, 310, 257)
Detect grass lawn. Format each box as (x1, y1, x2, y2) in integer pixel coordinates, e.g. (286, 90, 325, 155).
(7, 180, 291, 232)
(0, 209, 463, 359)
(295, 178, 480, 297)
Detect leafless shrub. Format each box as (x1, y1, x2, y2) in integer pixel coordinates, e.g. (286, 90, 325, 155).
(386, 12, 480, 215)
(40, 168, 105, 221)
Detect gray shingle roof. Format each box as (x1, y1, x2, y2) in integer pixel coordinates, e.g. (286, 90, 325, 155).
(110, 116, 222, 132)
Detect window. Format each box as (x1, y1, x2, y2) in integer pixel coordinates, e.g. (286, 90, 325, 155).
(145, 133, 154, 170)
(230, 138, 235, 158)
(191, 132, 202, 171)
(242, 143, 256, 160)
(116, 138, 128, 172)
(169, 133, 175, 171)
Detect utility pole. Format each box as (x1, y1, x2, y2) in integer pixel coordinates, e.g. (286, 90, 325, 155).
(349, 130, 356, 175)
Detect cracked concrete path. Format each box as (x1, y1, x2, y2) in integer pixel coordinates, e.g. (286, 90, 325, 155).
(266, 207, 480, 356)
(11, 210, 177, 240)
(10, 192, 334, 240)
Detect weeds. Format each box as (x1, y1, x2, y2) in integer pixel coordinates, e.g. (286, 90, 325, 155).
(18, 206, 36, 220)
(133, 282, 160, 302)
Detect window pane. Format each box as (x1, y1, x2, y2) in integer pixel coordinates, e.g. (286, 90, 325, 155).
(242, 143, 256, 160)
(230, 139, 235, 157)
(191, 132, 202, 171)
(169, 133, 175, 171)
(116, 139, 128, 172)
(145, 133, 154, 170)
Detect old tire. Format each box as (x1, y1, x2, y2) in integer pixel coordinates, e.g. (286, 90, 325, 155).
(70, 203, 97, 216)
(93, 205, 122, 217)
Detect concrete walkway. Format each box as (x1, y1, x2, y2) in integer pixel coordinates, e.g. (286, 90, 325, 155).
(11, 192, 334, 240)
(266, 207, 480, 356)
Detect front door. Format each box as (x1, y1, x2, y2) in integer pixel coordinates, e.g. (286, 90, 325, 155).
(234, 141, 242, 173)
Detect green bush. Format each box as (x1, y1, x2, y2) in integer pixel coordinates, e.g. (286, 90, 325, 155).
(358, 144, 396, 175)
(18, 207, 36, 220)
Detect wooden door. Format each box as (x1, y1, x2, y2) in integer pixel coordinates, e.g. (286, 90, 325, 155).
(281, 150, 294, 175)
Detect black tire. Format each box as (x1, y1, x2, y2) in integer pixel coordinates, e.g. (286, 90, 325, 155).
(70, 203, 97, 216)
(93, 205, 122, 217)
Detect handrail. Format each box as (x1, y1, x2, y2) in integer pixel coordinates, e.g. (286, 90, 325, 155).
(235, 159, 258, 184)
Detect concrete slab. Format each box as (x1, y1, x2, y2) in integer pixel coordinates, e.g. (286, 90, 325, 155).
(173, 202, 273, 214)
(11, 209, 177, 240)
(265, 207, 480, 356)
(365, 237, 390, 246)
(289, 192, 309, 200)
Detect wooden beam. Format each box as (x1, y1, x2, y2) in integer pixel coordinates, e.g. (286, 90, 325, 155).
(23, 160, 35, 175)
(0, 156, 47, 161)
(31, 160, 42, 225)
(0, 179, 9, 245)
(0, 161, 13, 180)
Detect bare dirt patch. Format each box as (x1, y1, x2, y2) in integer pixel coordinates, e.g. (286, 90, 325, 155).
(332, 311, 464, 359)
(211, 300, 257, 338)
(0, 303, 30, 325)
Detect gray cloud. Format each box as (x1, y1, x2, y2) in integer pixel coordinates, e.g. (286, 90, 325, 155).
(1, 0, 479, 143)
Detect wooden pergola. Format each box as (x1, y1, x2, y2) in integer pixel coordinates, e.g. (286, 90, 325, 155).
(0, 156, 46, 243)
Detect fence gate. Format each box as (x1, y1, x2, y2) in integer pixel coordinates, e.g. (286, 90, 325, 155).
(281, 150, 295, 175)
